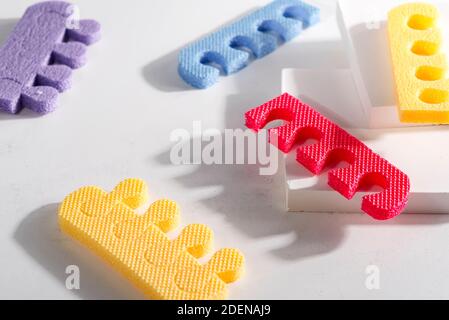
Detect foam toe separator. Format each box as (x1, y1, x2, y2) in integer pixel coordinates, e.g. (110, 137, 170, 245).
(0, 1, 100, 114)
(58, 178, 245, 300)
(178, 0, 320, 89)
(245, 93, 411, 220)
(388, 2, 449, 123)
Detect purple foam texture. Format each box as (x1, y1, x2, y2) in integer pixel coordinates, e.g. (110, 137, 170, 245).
(0, 1, 101, 115)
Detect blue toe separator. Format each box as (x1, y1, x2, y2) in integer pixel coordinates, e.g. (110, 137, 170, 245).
(178, 0, 320, 89)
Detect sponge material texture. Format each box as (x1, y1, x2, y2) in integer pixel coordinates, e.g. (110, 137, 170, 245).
(245, 93, 410, 220)
(59, 178, 245, 300)
(0, 1, 100, 115)
(388, 3, 449, 123)
(178, 0, 319, 89)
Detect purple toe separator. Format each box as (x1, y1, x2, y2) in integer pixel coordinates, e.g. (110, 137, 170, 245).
(0, 1, 101, 115)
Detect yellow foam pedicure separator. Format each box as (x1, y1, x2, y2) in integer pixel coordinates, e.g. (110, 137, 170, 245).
(388, 2, 449, 123)
(58, 178, 244, 300)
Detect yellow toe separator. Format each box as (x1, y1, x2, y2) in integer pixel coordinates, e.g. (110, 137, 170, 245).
(58, 178, 245, 300)
(388, 2, 449, 123)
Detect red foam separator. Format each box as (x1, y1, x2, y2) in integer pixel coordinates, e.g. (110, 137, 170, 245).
(245, 93, 410, 220)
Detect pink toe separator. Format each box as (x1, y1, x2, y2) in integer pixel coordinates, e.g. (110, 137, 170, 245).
(244, 93, 411, 220)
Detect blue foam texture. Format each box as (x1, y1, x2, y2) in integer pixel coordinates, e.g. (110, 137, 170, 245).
(178, 0, 320, 89)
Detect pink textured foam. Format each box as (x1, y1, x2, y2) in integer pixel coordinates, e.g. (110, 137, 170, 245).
(245, 93, 410, 220)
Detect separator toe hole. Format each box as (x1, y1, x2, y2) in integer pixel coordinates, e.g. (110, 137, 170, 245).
(408, 14, 435, 30)
(411, 40, 439, 56)
(416, 65, 445, 81)
(419, 88, 449, 104)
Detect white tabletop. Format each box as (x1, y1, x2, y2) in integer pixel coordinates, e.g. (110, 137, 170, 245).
(1, 0, 448, 299)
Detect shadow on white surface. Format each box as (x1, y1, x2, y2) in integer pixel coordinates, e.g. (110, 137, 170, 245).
(234, 40, 348, 98)
(142, 15, 347, 94)
(156, 133, 449, 261)
(0, 107, 45, 121)
(14, 204, 145, 300)
(156, 144, 348, 261)
(142, 49, 194, 92)
(350, 21, 396, 109)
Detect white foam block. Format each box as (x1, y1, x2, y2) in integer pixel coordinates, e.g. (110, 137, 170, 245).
(337, 0, 449, 128)
(282, 68, 449, 214)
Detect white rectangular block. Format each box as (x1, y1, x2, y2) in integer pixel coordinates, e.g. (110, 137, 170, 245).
(337, 0, 449, 128)
(282, 68, 449, 214)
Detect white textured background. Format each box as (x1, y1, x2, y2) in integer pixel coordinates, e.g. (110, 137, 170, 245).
(1, 0, 448, 299)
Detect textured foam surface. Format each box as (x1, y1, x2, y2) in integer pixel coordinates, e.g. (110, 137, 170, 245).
(59, 178, 245, 300)
(178, 0, 319, 89)
(388, 3, 449, 123)
(245, 93, 411, 220)
(0, 1, 100, 114)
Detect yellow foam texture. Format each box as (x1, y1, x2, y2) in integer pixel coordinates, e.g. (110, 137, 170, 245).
(388, 2, 449, 123)
(58, 178, 244, 300)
